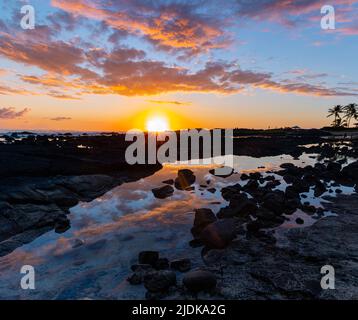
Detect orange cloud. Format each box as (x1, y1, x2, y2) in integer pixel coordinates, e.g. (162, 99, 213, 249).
(51, 0, 231, 56)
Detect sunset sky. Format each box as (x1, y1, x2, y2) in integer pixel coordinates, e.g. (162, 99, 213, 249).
(0, 0, 357, 131)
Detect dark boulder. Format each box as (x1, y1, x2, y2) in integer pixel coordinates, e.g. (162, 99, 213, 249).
(261, 191, 285, 215)
(341, 161, 358, 183)
(175, 169, 196, 190)
(138, 251, 159, 266)
(327, 162, 341, 173)
(192, 208, 217, 236)
(152, 185, 174, 199)
(217, 196, 257, 219)
(221, 185, 243, 201)
(240, 173, 250, 180)
(243, 179, 259, 191)
(283, 174, 298, 184)
(314, 181, 327, 197)
(280, 163, 296, 169)
(209, 167, 234, 178)
(199, 219, 236, 249)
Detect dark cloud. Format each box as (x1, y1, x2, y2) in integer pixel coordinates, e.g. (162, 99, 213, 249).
(50, 117, 72, 121)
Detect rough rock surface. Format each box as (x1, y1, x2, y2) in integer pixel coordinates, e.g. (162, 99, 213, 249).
(199, 195, 358, 300)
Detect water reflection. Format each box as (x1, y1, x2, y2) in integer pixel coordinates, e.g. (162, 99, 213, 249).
(0, 153, 354, 299)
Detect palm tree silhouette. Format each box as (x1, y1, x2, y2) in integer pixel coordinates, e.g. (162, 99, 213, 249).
(327, 105, 344, 127)
(343, 103, 358, 128)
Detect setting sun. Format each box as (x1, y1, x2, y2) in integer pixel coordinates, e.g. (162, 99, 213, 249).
(146, 116, 170, 132)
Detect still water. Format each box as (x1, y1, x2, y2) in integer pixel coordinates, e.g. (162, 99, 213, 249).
(0, 153, 354, 299)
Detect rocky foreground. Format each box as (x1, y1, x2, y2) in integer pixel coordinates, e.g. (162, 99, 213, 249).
(1, 133, 358, 300)
(128, 141, 358, 299)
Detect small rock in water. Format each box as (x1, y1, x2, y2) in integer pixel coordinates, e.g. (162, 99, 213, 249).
(175, 169, 196, 190)
(183, 270, 217, 292)
(207, 188, 216, 193)
(139, 251, 159, 266)
(240, 173, 250, 180)
(170, 259, 191, 272)
(191, 208, 217, 237)
(296, 218, 304, 225)
(335, 189, 343, 194)
(200, 219, 236, 249)
(162, 179, 174, 185)
(152, 185, 174, 199)
(144, 270, 176, 293)
(302, 204, 316, 214)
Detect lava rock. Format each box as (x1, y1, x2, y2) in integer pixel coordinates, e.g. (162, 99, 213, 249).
(191, 208, 217, 237)
(327, 162, 342, 173)
(240, 173, 250, 180)
(152, 185, 174, 199)
(200, 219, 236, 249)
(138, 251, 159, 266)
(261, 191, 285, 215)
(314, 181, 327, 197)
(175, 169, 196, 190)
(144, 270, 176, 293)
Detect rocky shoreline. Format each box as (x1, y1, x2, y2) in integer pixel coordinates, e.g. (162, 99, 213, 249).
(127, 140, 358, 299)
(1, 133, 357, 299)
(0, 134, 162, 256)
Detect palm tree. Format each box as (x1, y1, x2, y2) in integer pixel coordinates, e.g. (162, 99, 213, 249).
(343, 103, 358, 128)
(327, 105, 344, 127)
